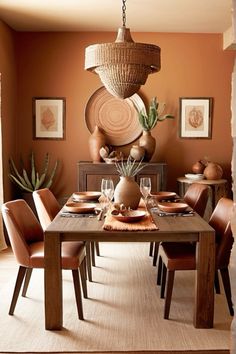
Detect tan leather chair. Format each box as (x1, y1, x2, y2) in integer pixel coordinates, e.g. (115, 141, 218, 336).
(2, 199, 87, 318)
(33, 188, 94, 281)
(157, 197, 234, 319)
(152, 183, 209, 265)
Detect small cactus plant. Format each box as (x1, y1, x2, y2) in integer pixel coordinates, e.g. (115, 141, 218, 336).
(9, 152, 58, 192)
(138, 97, 174, 131)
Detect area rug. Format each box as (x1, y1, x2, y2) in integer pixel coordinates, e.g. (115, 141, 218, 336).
(0, 242, 232, 352)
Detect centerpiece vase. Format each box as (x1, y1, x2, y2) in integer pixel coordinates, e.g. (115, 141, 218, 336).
(139, 130, 156, 161)
(114, 176, 141, 210)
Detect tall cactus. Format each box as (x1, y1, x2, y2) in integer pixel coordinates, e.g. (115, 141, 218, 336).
(9, 152, 58, 192)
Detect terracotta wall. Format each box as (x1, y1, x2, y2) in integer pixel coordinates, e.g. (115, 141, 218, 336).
(0, 21, 17, 201)
(2, 29, 236, 199)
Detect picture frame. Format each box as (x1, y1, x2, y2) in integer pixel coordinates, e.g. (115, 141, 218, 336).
(33, 97, 66, 139)
(179, 97, 213, 138)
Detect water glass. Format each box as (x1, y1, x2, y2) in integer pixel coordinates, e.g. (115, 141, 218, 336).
(101, 178, 114, 208)
(140, 177, 151, 202)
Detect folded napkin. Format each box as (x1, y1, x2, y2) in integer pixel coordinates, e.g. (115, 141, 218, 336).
(103, 210, 158, 231)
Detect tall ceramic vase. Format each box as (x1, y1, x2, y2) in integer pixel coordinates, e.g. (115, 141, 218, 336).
(139, 130, 156, 161)
(114, 176, 141, 210)
(88, 125, 106, 163)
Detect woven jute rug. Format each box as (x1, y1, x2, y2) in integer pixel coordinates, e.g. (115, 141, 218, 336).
(0, 242, 232, 353)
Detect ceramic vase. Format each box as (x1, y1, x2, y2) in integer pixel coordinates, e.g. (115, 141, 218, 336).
(88, 125, 106, 163)
(139, 130, 156, 161)
(114, 176, 141, 210)
(130, 145, 145, 161)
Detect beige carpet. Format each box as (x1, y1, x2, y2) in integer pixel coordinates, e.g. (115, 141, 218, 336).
(0, 242, 232, 352)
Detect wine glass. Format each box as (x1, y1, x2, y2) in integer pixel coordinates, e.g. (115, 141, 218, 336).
(101, 178, 114, 209)
(140, 177, 151, 203)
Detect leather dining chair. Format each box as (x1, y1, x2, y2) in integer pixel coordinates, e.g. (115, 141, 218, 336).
(157, 197, 234, 319)
(152, 183, 209, 266)
(2, 199, 87, 318)
(32, 188, 94, 281)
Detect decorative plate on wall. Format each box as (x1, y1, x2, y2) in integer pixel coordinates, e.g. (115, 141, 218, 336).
(85, 86, 146, 146)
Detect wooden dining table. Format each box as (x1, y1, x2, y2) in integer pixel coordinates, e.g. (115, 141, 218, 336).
(44, 207, 215, 330)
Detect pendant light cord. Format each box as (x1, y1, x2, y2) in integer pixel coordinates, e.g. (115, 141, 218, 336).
(122, 0, 127, 27)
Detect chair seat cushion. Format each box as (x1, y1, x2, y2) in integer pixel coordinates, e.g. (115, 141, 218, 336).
(28, 241, 85, 269)
(159, 242, 196, 270)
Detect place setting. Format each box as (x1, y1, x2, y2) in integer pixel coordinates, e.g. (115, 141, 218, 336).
(60, 191, 102, 218)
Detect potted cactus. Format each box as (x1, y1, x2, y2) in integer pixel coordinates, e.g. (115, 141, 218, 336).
(9, 152, 58, 193)
(114, 156, 145, 209)
(138, 97, 174, 161)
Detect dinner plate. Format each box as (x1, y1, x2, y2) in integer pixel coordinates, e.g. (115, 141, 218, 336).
(72, 191, 101, 201)
(150, 191, 176, 201)
(85, 86, 146, 146)
(185, 173, 205, 180)
(64, 202, 97, 213)
(157, 202, 189, 213)
(111, 210, 146, 223)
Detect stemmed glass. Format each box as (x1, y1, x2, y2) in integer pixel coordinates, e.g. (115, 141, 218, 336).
(140, 177, 151, 204)
(101, 178, 114, 210)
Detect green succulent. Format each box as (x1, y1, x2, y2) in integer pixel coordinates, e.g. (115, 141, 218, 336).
(115, 156, 145, 177)
(138, 97, 174, 131)
(9, 152, 58, 192)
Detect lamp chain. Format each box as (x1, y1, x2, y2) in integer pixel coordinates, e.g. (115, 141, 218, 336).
(122, 0, 127, 27)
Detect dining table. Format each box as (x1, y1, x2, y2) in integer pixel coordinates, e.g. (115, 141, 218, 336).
(44, 203, 215, 330)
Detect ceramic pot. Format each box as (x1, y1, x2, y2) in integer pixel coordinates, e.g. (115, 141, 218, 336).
(203, 162, 223, 180)
(139, 130, 156, 161)
(192, 160, 205, 174)
(114, 176, 141, 210)
(88, 125, 106, 163)
(130, 145, 145, 161)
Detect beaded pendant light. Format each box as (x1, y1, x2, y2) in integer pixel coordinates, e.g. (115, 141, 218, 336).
(84, 0, 161, 99)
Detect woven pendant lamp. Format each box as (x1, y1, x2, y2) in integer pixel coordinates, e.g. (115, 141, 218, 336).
(84, 0, 161, 99)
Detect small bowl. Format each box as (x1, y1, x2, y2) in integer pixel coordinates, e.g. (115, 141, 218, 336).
(157, 202, 189, 213)
(150, 191, 176, 201)
(111, 210, 146, 223)
(185, 173, 204, 181)
(64, 202, 96, 213)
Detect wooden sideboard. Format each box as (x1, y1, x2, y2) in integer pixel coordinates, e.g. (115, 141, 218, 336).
(77, 161, 167, 192)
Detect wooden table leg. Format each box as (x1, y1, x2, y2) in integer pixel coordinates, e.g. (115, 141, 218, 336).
(44, 232, 62, 330)
(194, 231, 215, 328)
(86, 242, 92, 281)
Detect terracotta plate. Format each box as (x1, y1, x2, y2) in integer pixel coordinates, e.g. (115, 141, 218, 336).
(85, 86, 146, 146)
(64, 202, 97, 213)
(157, 202, 189, 213)
(111, 210, 146, 223)
(150, 191, 177, 201)
(72, 191, 101, 201)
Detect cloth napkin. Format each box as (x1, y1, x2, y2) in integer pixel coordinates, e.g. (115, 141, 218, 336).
(103, 210, 158, 231)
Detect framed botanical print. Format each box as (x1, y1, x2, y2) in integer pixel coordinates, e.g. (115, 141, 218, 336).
(33, 97, 66, 139)
(179, 97, 213, 138)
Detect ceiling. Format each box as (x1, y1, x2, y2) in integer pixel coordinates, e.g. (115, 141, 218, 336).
(0, 0, 233, 33)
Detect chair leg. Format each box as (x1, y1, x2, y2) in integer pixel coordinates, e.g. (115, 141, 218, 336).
(95, 242, 100, 256)
(160, 263, 167, 299)
(22, 268, 33, 297)
(214, 270, 221, 294)
(220, 268, 234, 316)
(9, 266, 27, 315)
(85, 242, 92, 282)
(72, 269, 84, 320)
(157, 256, 163, 286)
(164, 270, 175, 319)
(91, 242, 96, 266)
(153, 242, 159, 266)
(79, 259, 88, 299)
(149, 242, 154, 256)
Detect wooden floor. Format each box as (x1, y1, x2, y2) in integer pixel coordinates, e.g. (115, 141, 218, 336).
(0, 246, 230, 354)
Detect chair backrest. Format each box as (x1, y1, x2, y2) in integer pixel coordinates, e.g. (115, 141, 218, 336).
(2, 199, 43, 266)
(184, 183, 209, 217)
(209, 197, 234, 269)
(33, 188, 61, 230)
